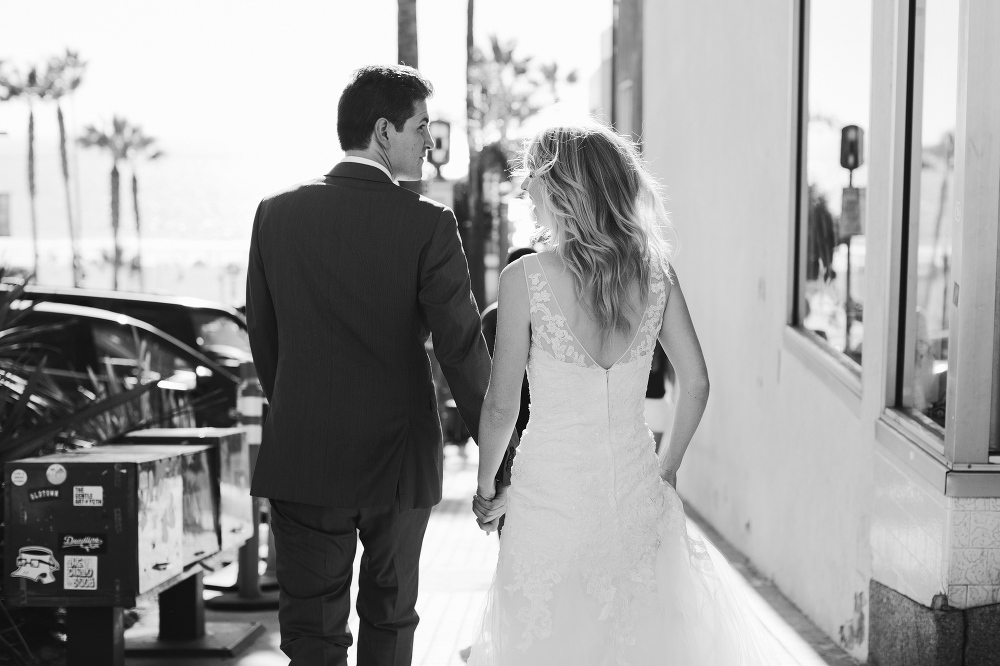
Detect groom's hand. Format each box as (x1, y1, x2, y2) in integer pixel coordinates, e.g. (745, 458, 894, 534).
(473, 485, 508, 528)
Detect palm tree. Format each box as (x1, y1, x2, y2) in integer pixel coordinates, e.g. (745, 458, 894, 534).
(77, 117, 160, 291)
(398, 0, 421, 195)
(0, 64, 50, 278)
(466, 0, 485, 306)
(398, 0, 418, 68)
(44, 50, 87, 287)
(126, 131, 162, 291)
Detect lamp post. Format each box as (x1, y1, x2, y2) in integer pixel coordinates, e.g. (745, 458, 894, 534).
(427, 120, 450, 179)
(840, 124, 865, 357)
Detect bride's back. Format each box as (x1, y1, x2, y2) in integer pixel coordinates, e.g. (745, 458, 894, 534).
(533, 251, 649, 370)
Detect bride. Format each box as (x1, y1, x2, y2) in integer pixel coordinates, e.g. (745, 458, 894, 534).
(468, 124, 774, 665)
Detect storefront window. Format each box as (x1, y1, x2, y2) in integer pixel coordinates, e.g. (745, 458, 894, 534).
(799, 0, 872, 367)
(901, 0, 958, 430)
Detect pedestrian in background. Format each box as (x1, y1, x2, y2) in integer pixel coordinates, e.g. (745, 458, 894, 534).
(645, 344, 675, 453)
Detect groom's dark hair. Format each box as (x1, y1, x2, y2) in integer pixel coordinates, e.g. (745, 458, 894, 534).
(338, 65, 434, 151)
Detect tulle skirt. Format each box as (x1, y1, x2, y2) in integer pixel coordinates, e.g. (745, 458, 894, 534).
(467, 484, 777, 666)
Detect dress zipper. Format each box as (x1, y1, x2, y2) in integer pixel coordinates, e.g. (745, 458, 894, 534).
(607, 368, 617, 510)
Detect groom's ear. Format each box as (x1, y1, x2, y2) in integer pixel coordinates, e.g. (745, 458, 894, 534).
(373, 118, 392, 147)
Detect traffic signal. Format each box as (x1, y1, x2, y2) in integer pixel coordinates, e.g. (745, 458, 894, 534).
(840, 125, 864, 171)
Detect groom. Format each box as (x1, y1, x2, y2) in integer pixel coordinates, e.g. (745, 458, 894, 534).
(247, 65, 509, 665)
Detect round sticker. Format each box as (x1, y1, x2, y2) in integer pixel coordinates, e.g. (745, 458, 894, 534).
(10, 470, 27, 487)
(46, 464, 67, 486)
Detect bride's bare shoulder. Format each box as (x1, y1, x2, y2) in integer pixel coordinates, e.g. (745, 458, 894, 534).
(533, 250, 567, 275)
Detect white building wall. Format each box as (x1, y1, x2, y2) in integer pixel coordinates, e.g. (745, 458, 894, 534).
(641, 1, 871, 660)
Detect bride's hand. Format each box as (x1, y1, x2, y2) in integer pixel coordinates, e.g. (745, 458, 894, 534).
(659, 467, 678, 488)
(473, 484, 508, 528)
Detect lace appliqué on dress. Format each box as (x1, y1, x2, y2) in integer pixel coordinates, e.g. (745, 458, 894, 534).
(526, 272, 590, 368)
(628, 269, 667, 364)
(503, 547, 563, 650)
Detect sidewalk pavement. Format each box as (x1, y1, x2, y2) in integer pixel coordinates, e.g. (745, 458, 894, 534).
(125, 445, 858, 666)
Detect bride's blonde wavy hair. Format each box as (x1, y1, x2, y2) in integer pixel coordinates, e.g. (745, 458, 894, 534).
(521, 123, 673, 337)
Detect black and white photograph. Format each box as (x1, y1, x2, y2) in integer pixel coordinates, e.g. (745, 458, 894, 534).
(1, 1, 999, 665)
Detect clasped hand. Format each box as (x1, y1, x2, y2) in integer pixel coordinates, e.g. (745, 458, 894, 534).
(659, 467, 677, 488)
(472, 484, 508, 533)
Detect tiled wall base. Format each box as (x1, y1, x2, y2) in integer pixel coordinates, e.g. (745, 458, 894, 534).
(873, 451, 1000, 609)
(870, 580, 1000, 666)
(947, 498, 1000, 608)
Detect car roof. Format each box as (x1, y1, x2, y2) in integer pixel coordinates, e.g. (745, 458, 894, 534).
(21, 301, 239, 383)
(3, 282, 246, 324)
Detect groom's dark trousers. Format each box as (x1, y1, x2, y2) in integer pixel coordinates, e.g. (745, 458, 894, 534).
(247, 162, 505, 665)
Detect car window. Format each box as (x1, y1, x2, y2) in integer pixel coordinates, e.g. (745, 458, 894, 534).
(119, 304, 193, 345)
(93, 322, 197, 389)
(92, 321, 139, 382)
(16, 313, 89, 383)
(191, 312, 252, 365)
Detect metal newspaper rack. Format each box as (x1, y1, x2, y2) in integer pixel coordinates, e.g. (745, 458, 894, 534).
(4, 431, 260, 665)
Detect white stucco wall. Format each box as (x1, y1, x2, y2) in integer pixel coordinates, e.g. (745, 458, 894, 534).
(641, 1, 871, 660)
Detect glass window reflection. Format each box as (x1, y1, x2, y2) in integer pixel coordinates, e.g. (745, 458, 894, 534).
(902, 0, 958, 430)
(801, 0, 872, 367)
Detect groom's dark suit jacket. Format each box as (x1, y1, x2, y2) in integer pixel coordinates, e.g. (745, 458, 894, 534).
(246, 162, 495, 509)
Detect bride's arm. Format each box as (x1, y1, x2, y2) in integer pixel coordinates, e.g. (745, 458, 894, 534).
(477, 259, 532, 498)
(656, 268, 710, 486)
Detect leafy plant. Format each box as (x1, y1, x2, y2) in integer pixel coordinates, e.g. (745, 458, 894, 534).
(0, 270, 196, 462)
(463, 34, 577, 299)
(468, 35, 576, 161)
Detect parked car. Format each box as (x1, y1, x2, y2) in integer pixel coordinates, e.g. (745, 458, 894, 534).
(16, 302, 240, 427)
(3, 283, 252, 371)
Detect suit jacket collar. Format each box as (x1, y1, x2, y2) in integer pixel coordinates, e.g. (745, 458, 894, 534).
(327, 162, 395, 184)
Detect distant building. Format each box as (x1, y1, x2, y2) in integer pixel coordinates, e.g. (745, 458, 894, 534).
(609, 1, 1000, 663)
(0, 193, 9, 236)
(589, 28, 613, 123)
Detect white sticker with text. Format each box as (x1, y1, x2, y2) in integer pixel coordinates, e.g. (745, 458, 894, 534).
(72, 486, 104, 507)
(63, 556, 97, 590)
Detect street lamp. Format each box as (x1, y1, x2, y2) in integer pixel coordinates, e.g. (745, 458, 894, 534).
(427, 120, 450, 179)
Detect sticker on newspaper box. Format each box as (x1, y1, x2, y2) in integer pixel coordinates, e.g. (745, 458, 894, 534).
(63, 556, 97, 590)
(10, 470, 27, 486)
(11, 546, 59, 584)
(28, 489, 60, 502)
(46, 464, 67, 485)
(59, 534, 107, 554)
(72, 486, 103, 507)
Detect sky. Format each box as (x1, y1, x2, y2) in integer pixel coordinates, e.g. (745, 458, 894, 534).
(0, 0, 611, 295)
(0, 0, 960, 300)
(1, 0, 611, 176)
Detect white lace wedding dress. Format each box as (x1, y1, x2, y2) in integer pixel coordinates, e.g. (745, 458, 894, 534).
(467, 255, 774, 666)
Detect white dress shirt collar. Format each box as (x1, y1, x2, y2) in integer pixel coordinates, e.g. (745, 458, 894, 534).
(340, 156, 397, 185)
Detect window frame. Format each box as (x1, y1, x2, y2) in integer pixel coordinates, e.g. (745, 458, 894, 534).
(880, 0, 1000, 465)
(790, 0, 870, 388)
(790, 0, 1000, 468)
